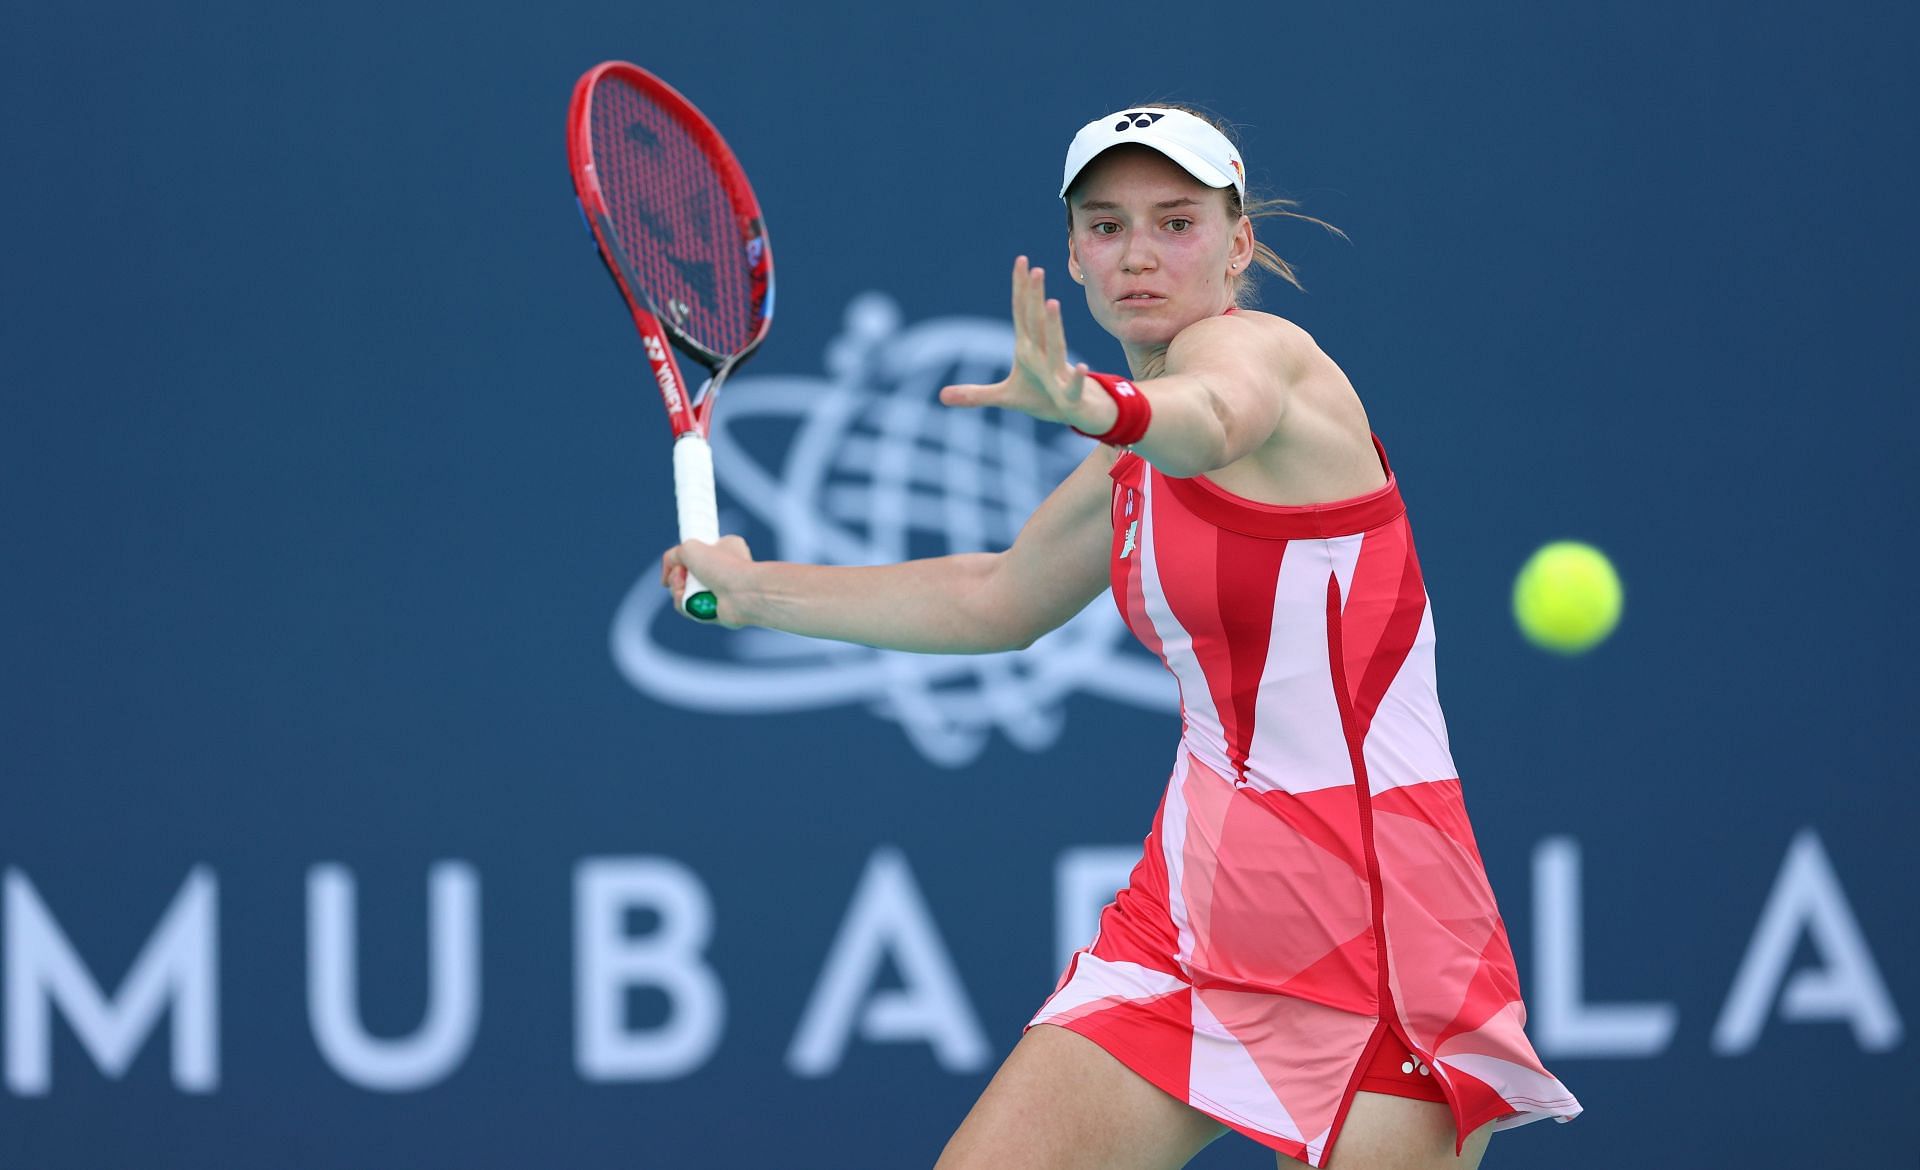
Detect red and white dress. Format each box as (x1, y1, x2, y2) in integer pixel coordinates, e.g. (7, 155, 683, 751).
(1029, 437, 1580, 1165)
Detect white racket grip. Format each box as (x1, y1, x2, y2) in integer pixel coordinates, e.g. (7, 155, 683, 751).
(673, 433, 721, 618)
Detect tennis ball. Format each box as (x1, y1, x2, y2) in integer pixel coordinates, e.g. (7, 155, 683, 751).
(1512, 541, 1622, 655)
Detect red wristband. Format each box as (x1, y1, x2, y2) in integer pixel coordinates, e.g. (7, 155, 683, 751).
(1071, 372, 1152, 446)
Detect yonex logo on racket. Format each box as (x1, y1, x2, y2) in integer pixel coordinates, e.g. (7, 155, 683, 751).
(643, 335, 686, 415)
(1114, 112, 1164, 131)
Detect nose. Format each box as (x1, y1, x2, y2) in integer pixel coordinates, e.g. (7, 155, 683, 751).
(1119, 231, 1156, 275)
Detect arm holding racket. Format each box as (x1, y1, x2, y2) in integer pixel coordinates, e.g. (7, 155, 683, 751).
(661, 445, 1115, 652)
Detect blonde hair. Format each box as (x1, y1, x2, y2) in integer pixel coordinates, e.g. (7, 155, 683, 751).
(1065, 102, 1345, 307)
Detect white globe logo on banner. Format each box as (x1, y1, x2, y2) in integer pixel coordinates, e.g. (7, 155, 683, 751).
(611, 292, 1176, 767)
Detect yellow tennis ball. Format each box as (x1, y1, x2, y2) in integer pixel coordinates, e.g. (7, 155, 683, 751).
(1512, 541, 1623, 654)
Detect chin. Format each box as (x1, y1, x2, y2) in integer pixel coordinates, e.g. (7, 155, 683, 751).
(1103, 314, 1179, 351)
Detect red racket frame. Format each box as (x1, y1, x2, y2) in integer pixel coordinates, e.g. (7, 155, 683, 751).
(567, 61, 774, 439)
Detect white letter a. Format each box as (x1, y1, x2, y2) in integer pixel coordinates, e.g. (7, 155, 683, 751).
(1713, 829, 1903, 1053)
(787, 848, 988, 1077)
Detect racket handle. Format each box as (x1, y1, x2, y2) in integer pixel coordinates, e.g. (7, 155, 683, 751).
(672, 433, 721, 621)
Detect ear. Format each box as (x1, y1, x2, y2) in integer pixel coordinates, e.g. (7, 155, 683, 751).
(1067, 236, 1085, 283)
(1227, 214, 1255, 277)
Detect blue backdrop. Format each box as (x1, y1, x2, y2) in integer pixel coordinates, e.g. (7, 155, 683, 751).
(3, 1, 1914, 1166)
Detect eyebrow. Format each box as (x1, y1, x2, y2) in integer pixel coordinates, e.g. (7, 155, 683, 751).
(1076, 197, 1204, 213)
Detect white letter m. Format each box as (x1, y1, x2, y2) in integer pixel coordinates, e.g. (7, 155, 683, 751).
(5, 867, 219, 1095)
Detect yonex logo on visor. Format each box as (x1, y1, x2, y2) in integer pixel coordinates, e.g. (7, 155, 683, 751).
(1060, 106, 1246, 201)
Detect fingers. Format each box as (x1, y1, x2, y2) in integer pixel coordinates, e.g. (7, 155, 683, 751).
(1070, 361, 1090, 406)
(998, 253, 1077, 420)
(1024, 263, 1049, 349)
(660, 549, 687, 607)
(666, 536, 753, 580)
(1011, 255, 1032, 343)
(1042, 297, 1070, 391)
(1011, 255, 1050, 350)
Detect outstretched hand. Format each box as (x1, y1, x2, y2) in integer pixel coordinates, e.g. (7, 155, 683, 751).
(939, 256, 1118, 434)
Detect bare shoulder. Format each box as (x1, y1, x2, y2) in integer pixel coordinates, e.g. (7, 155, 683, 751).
(1191, 312, 1385, 504)
(1166, 309, 1320, 380)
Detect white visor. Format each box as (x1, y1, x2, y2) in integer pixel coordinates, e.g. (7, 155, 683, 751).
(1059, 107, 1245, 201)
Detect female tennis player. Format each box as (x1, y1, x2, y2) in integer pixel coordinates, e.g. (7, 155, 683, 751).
(661, 106, 1580, 1169)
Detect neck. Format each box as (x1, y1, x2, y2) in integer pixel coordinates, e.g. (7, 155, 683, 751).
(1123, 341, 1171, 381)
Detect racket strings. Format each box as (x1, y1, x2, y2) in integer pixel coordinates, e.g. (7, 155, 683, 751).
(590, 78, 758, 356)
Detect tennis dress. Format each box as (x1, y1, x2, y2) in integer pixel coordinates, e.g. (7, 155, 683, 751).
(1028, 437, 1581, 1165)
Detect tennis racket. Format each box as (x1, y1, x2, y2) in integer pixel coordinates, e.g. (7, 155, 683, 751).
(567, 61, 774, 621)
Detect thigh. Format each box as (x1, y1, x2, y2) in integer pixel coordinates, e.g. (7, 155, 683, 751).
(934, 1023, 1228, 1170)
(1276, 1092, 1493, 1170)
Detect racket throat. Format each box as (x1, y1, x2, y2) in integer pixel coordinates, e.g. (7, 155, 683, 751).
(686, 362, 734, 432)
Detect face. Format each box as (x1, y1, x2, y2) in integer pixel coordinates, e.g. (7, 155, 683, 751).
(1066, 146, 1252, 353)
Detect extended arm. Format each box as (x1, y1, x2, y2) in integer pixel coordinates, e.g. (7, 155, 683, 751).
(940, 258, 1301, 479)
(1111, 314, 1301, 477)
(662, 445, 1116, 653)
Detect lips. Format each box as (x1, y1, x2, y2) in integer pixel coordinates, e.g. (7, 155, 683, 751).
(1114, 290, 1166, 306)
